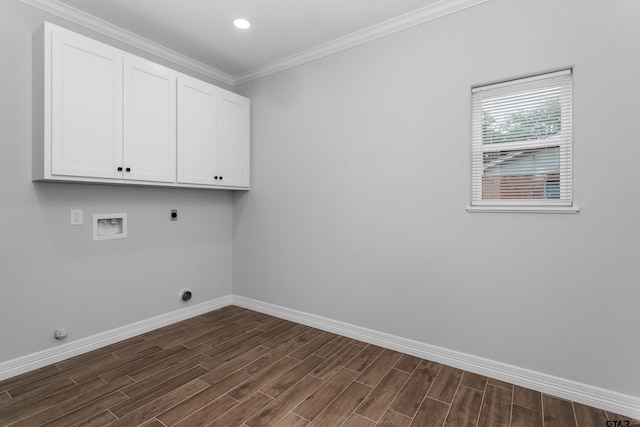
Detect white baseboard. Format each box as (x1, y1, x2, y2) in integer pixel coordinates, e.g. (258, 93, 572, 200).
(0, 295, 232, 382)
(2, 294, 638, 419)
(231, 295, 640, 420)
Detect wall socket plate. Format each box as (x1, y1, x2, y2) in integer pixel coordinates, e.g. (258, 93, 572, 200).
(170, 209, 178, 221)
(70, 209, 83, 225)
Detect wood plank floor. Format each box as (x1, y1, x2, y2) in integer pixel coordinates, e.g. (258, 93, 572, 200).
(1, 305, 637, 426)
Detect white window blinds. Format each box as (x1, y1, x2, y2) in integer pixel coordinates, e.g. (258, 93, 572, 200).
(471, 70, 573, 209)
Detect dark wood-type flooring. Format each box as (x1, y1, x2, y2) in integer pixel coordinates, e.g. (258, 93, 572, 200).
(1, 305, 637, 426)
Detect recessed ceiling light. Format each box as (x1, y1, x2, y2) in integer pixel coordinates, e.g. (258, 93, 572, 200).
(233, 18, 251, 30)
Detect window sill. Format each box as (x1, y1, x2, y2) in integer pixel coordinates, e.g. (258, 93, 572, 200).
(466, 205, 580, 214)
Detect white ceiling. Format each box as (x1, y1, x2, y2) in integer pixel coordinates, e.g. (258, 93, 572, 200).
(25, 0, 487, 85)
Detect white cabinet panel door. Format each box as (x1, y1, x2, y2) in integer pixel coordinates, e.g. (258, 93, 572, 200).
(124, 56, 176, 183)
(218, 92, 250, 188)
(41, 23, 249, 190)
(51, 28, 122, 179)
(177, 76, 219, 185)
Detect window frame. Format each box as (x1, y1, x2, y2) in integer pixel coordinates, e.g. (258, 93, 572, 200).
(467, 69, 579, 214)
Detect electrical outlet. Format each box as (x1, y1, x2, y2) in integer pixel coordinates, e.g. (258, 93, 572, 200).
(70, 209, 83, 225)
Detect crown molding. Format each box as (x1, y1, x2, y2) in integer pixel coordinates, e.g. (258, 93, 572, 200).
(19, 0, 235, 87)
(21, 0, 488, 87)
(233, 0, 489, 85)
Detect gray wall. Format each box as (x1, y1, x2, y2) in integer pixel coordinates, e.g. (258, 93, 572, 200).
(234, 0, 640, 398)
(3, 0, 640, 403)
(0, 0, 234, 362)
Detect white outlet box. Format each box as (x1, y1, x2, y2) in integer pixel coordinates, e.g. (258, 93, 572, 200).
(93, 213, 127, 241)
(70, 209, 83, 225)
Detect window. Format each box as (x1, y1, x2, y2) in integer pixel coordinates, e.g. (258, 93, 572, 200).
(468, 70, 578, 213)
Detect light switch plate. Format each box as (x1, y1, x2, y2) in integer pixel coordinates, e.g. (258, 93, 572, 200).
(70, 209, 83, 225)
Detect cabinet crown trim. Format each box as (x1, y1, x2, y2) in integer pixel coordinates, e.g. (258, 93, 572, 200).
(22, 0, 487, 86)
(21, 0, 234, 86)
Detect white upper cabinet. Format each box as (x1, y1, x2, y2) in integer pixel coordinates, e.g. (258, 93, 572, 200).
(177, 76, 250, 188)
(123, 55, 176, 183)
(177, 76, 219, 186)
(50, 24, 123, 179)
(218, 91, 250, 188)
(34, 22, 249, 190)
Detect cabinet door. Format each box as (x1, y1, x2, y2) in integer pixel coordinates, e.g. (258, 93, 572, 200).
(50, 27, 123, 179)
(123, 56, 176, 183)
(177, 76, 219, 185)
(218, 91, 250, 188)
